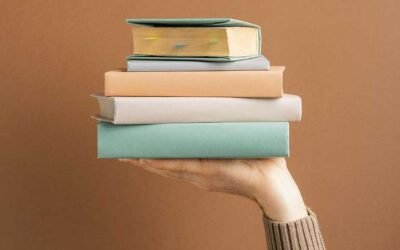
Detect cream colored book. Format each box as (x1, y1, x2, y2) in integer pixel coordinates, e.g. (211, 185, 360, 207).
(92, 94, 301, 124)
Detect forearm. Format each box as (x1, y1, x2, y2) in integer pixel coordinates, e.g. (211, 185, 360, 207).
(263, 208, 325, 250)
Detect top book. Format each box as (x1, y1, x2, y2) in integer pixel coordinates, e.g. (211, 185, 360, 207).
(126, 18, 261, 60)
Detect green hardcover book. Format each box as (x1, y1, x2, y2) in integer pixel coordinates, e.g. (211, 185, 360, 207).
(126, 18, 262, 61)
(97, 122, 289, 158)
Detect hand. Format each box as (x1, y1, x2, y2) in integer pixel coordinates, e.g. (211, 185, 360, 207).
(119, 158, 308, 222)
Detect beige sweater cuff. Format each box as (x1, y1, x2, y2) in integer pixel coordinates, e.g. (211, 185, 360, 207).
(263, 208, 325, 250)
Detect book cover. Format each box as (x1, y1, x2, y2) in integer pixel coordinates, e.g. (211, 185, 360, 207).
(104, 66, 284, 97)
(92, 94, 301, 124)
(97, 122, 289, 158)
(127, 55, 270, 72)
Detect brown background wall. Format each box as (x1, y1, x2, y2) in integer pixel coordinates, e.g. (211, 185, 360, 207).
(1, 0, 399, 249)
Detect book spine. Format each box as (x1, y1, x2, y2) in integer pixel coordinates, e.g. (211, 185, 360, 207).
(111, 95, 301, 124)
(104, 67, 284, 97)
(97, 122, 289, 158)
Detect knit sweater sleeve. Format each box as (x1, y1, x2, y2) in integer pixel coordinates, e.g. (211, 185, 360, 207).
(263, 208, 325, 250)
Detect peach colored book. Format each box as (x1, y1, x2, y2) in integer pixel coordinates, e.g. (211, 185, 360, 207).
(104, 66, 284, 97)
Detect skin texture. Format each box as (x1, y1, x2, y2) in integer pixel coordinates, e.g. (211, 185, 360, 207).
(119, 158, 308, 222)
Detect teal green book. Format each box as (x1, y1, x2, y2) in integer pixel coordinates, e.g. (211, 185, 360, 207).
(97, 122, 289, 158)
(126, 18, 260, 28)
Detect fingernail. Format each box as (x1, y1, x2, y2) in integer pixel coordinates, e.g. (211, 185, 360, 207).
(119, 158, 129, 162)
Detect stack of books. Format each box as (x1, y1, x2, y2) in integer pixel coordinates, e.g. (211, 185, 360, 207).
(92, 18, 302, 158)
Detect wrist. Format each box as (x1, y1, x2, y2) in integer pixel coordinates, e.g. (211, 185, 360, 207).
(253, 165, 308, 222)
(257, 196, 308, 222)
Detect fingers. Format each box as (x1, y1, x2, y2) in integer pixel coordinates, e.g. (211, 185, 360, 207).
(119, 158, 151, 165)
(141, 165, 180, 179)
(119, 158, 202, 180)
(142, 166, 208, 190)
(121, 158, 204, 174)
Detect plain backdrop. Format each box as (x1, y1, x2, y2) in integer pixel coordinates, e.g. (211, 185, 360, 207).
(1, 0, 399, 249)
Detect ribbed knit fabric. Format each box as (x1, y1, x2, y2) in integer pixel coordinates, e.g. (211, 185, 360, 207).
(263, 209, 325, 250)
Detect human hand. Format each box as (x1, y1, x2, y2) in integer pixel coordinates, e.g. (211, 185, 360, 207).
(119, 158, 308, 222)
